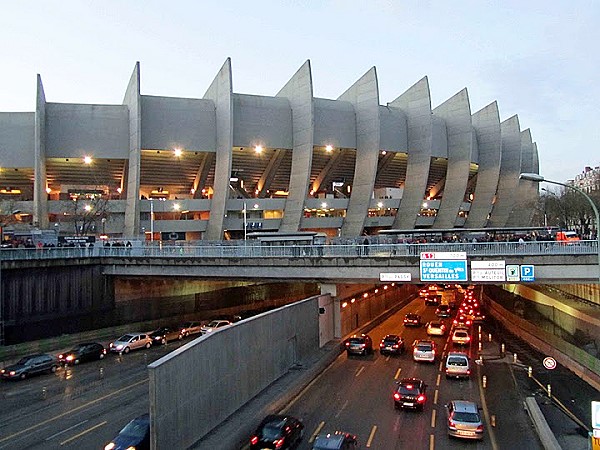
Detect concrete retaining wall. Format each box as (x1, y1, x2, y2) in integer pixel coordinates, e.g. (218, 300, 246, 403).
(148, 295, 324, 449)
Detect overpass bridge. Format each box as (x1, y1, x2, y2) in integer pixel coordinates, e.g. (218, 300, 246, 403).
(2, 240, 598, 283)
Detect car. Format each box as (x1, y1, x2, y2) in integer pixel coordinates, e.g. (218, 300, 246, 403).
(312, 431, 358, 449)
(412, 340, 436, 363)
(451, 328, 471, 346)
(379, 334, 405, 355)
(249, 414, 304, 449)
(345, 334, 373, 356)
(200, 319, 232, 334)
(446, 400, 484, 440)
(109, 333, 152, 354)
(424, 295, 440, 306)
(177, 321, 203, 337)
(393, 378, 427, 411)
(1, 353, 59, 380)
(445, 352, 471, 379)
(426, 321, 447, 336)
(453, 315, 472, 328)
(472, 310, 486, 322)
(149, 327, 183, 345)
(435, 304, 451, 318)
(104, 413, 150, 450)
(403, 313, 422, 327)
(58, 342, 107, 365)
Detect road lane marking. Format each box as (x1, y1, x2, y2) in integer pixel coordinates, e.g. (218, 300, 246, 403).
(431, 409, 436, 428)
(0, 377, 148, 443)
(444, 343, 448, 351)
(436, 374, 441, 386)
(335, 400, 349, 418)
(438, 361, 443, 372)
(366, 425, 377, 447)
(355, 366, 365, 377)
(45, 420, 88, 440)
(309, 421, 325, 443)
(385, 355, 390, 361)
(59, 420, 106, 446)
(429, 434, 435, 450)
(434, 389, 439, 405)
(394, 368, 402, 380)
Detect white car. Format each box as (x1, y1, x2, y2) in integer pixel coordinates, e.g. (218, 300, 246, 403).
(109, 333, 152, 354)
(200, 320, 231, 334)
(426, 321, 446, 336)
(451, 328, 471, 346)
(412, 340, 436, 363)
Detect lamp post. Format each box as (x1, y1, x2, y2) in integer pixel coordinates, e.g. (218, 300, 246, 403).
(150, 198, 154, 242)
(520, 172, 600, 282)
(243, 202, 247, 241)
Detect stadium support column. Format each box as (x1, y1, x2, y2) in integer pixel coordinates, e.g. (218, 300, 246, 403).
(390, 77, 433, 230)
(276, 60, 314, 233)
(204, 58, 233, 241)
(507, 130, 535, 226)
(123, 62, 142, 238)
(465, 102, 501, 228)
(529, 144, 540, 225)
(432, 88, 473, 228)
(487, 115, 521, 227)
(338, 67, 380, 237)
(33, 74, 49, 229)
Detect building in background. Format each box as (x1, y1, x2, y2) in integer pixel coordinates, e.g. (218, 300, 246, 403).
(0, 60, 539, 241)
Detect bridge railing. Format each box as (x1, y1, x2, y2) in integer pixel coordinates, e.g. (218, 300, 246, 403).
(0, 240, 597, 261)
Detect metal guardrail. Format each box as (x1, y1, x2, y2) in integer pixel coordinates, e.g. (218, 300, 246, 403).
(0, 240, 597, 261)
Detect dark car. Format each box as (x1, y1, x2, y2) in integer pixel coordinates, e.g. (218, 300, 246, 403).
(104, 413, 150, 450)
(313, 431, 358, 449)
(345, 334, 373, 356)
(58, 342, 107, 365)
(149, 327, 183, 345)
(393, 378, 427, 411)
(177, 321, 203, 337)
(250, 414, 304, 450)
(379, 334, 405, 355)
(1, 354, 58, 380)
(435, 304, 451, 318)
(403, 313, 422, 327)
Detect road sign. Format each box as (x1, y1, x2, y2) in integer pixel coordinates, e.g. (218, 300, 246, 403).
(420, 251, 466, 260)
(506, 265, 520, 281)
(471, 260, 506, 282)
(380, 272, 411, 282)
(520, 265, 535, 282)
(592, 401, 600, 429)
(420, 260, 468, 282)
(543, 356, 557, 370)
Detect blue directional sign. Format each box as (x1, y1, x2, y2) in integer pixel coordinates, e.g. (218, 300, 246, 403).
(420, 260, 468, 282)
(520, 265, 535, 282)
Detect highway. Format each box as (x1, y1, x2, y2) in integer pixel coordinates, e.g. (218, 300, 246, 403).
(0, 289, 571, 449)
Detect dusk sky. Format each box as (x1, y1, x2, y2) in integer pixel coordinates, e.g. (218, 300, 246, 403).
(1, 0, 598, 184)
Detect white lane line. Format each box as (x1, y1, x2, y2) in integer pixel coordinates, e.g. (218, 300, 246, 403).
(444, 343, 448, 351)
(355, 366, 365, 377)
(438, 361, 443, 372)
(366, 425, 377, 447)
(59, 420, 106, 446)
(434, 389, 439, 405)
(335, 400, 349, 418)
(394, 368, 402, 380)
(429, 434, 435, 450)
(309, 421, 325, 443)
(45, 420, 88, 440)
(431, 409, 436, 428)
(436, 374, 441, 386)
(386, 355, 391, 361)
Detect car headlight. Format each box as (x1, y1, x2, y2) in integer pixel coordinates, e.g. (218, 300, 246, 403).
(126, 446, 136, 450)
(0, 369, 5, 374)
(104, 443, 116, 450)
(116, 344, 124, 350)
(66, 355, 74, 361)
(9, 371, 16, 376)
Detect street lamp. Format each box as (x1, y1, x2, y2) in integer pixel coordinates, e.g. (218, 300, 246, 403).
(520, 172, 600, 282)
(243, 202, 247, 241)
(149, 198, 154, 242)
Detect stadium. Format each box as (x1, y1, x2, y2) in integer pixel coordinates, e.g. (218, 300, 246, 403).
(0, 59, 539, 241)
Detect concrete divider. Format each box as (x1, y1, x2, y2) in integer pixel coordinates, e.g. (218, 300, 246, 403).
(148, 295, 324, 450)
(524, 397, 563, 450)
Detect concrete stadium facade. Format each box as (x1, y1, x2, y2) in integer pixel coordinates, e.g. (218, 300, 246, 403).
(0, 59, 539, 240)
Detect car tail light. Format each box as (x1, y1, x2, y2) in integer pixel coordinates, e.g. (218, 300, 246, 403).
(393, 344, 398, 349)
(466, 320, 472, 325)
(250, 436, 259, 445)
(465, 336, 471, 342)
(393, 392, 400, 400)
(448, 419, 456, 428)
(275, 438, 285, 448)
(477, 424, 484, 432)
(345, 342, 350, 347)
(467, 369, 471, 375)
(360, 344, 365, 348)
(417, 395, 426, 403)
(58, 354, 64, 359)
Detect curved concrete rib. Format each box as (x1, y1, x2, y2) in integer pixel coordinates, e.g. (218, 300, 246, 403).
(337, 67, 381, 236)
(432, 88, 472, 228)
(123, 62, 141, 237)
(204, 58, 233, 240)
(389, 77, 433, 229)
(276, 60, 314, 232)
(507, 129, 534, 226)
(465, 101, 502, 228)
(488, 115, 521, 227)
(34, 74, 48, 229)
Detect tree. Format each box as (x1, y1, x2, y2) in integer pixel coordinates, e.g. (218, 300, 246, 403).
(541, 186, 600, 239)
(62, 193, 111, 236)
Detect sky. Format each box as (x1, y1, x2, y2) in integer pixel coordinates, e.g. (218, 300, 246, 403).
(1, 0, 598, 184)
